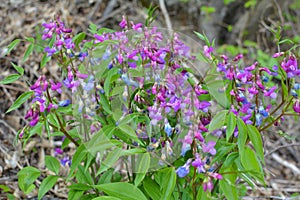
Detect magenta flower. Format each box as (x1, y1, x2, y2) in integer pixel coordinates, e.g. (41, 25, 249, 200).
(293, 100, 300, 113)
(119, 15, 127, 29)
(203, 179, 214, 192)
(192, 154, 205, 173)
(202, 141, 216, 155)
(203, 45, 213, 59)
(264, 86, 277, 99)
(273, 52, 284, 58)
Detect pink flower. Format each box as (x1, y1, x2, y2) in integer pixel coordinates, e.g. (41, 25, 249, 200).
(202, 141, 216, 155)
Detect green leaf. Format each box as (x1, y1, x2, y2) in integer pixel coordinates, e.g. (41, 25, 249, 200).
(38, 175, 58, 200)
(226, 112, 237, 141)
(209, 110, 227, 131)
(73, 32, 86, 47)
(237, 117, 247, 154)
(11, 62, 24, 75)
(281, 79, 288, 99)
(97, 148, 122, 175)
(40, 54, 51, 68)
(68, 144, 87, 180)
(223, 0, 236, 5)
(25, 37, 35, 43)
(6, 39, 21, 55)
(6, 91, 34, 113)
(240, 146, 264, 183)
(100, 93, 112, 114)
(157, 167, 176, 200)
(0, 74, 21, 84)
(143, 176, 161, 200)
(68, 189, 84, 200)
(211, 141, 236, 164)
(94, 182, 147, 200)
(117, 124, 139, 141)
(104, 67, 119, 97)
(17, 166, 40, 194)
(247, 125, 264, 163)
(76, 165, 94, 185)
(194, 31, 210, 46)
(68, 183, 93, 191)
(92, 197, 121, 200)
(45, 156, 60, 175)
(219, 172, 238, 200)
(134, 153, 150, 186)
(219, 162, 238, 200)
(22, 43, 34, 62)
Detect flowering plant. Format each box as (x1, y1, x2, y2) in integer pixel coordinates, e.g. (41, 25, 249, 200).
(2, 16, 300, 199)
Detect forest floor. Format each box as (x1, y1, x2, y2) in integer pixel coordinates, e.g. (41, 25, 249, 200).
(0, 0, 300, 199)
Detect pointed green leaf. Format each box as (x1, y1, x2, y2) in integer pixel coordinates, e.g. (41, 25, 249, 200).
(247, 125, 264, 163)
(0, 74, 21, 84)
(11, 62, 24, 75)
(38, 175, 58, 200)
(6, 39, 21, 55)
(226, 112, 237, 141)
(237, 117, 247, 154)
(97, 148, 122, 175)
(134, 153, 150, 186)
(45, 156, 60, 175)
(22, 43, 34, 62)
(157, 167, 176, 200)
(17, 166, 40, 194)
(94, 182, 147, 200)
(68, 144, 87, 179)
(40, 54, 51, 68)
(6, 91, 34, 113)
(240, 146, 264, 184)
(92, 197, 121, 200)
(209, 110, 227, 131)
(143, 176, 161, 200)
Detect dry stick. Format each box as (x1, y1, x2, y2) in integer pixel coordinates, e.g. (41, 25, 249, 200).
(265, 143, 300, 157)
(271, 153, 300, 175)
(159, 0, 172, 31)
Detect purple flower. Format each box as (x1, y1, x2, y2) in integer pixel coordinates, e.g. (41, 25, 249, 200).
(119, 15, 127, 29)
(264, 86, 277, 99)
(233, 54, 243, 62)
(293, 100, 300, 113)
(192, 154, 205, 173)
(196, 101, 211, 112)
(55, 148, 63, 155)
(202, 141, 216, 155)
(203, 180, 214, 192)
(273, 52, 284, 58)
(44, 46, 56, 57)
(64, 38, 74, 49)
(60, 156, 71, 167)
(50, 80, 62, 94)
(203, 45, 213, 59)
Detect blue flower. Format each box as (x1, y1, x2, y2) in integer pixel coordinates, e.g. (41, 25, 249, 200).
(176, 159, 191, 178)
(294, 83, 300, 90)
(59, 99, 71, 107)
(164, 122, 172, 137)
(258, 106, 268, 117)
(255, 113, 263, 126)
